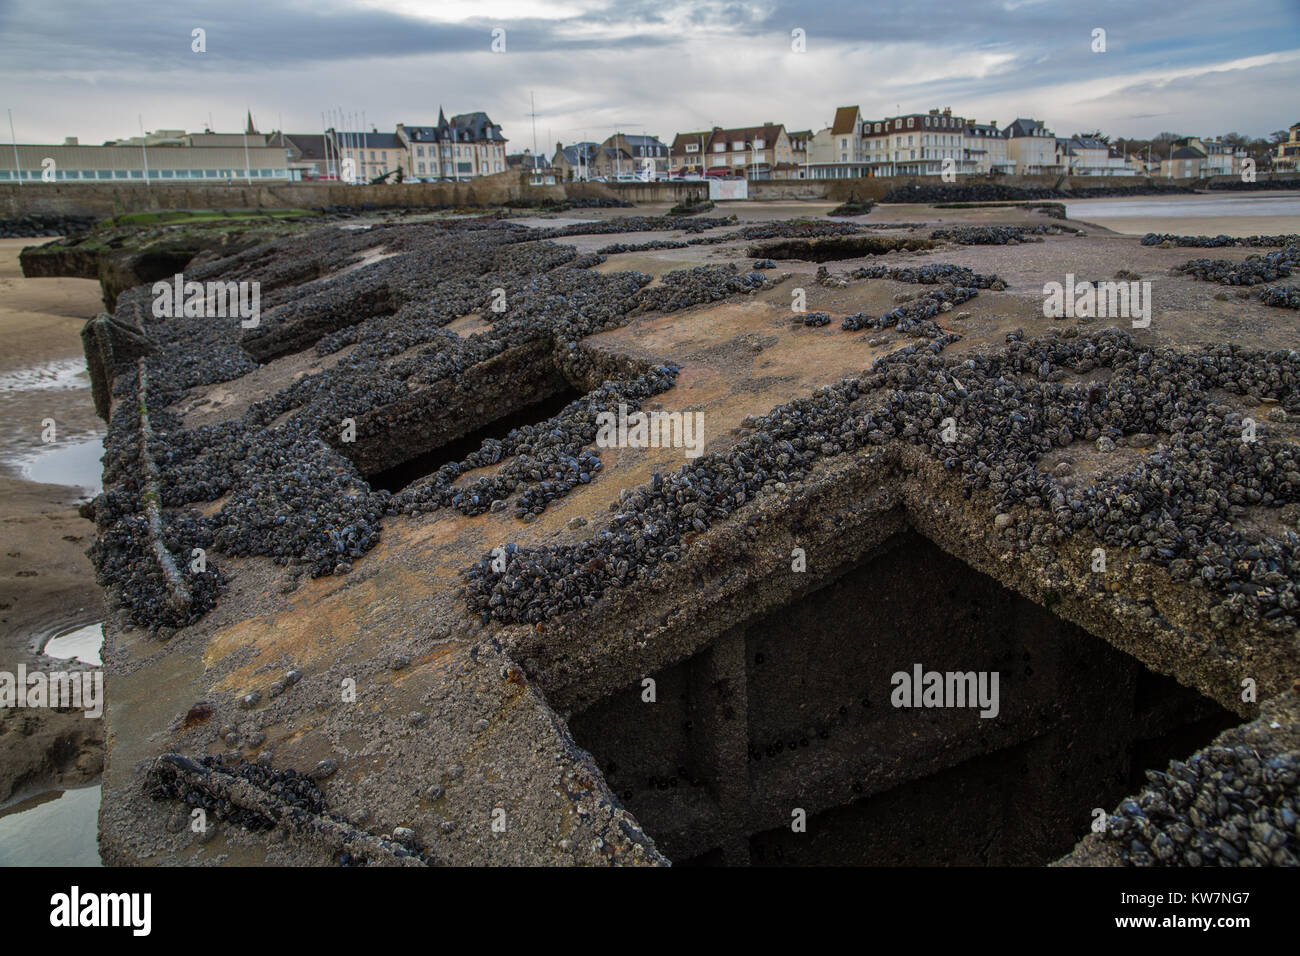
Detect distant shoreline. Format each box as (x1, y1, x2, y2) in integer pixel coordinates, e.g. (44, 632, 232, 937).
(1063, 191, 1300, 237)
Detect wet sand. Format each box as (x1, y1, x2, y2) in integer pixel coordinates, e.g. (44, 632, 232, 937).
(0, 236, 105, 803)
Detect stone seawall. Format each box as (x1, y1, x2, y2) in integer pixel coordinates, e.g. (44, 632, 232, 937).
(0, 173, 1234, 219)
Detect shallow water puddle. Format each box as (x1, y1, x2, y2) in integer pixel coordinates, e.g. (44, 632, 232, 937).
(0, 358, 90, 394)
(0, 786, 102, 867)
(43, 622, 103, 666)
(18, 437, 104, 495)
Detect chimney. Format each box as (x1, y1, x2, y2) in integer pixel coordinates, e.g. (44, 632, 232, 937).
(943, 106, 951, 115)
(63, 136, 78, 146)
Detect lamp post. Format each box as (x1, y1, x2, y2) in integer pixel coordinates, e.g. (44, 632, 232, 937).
(9, 108, 22, 187)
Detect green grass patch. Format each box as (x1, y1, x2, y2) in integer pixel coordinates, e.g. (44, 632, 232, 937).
(104, 208, 318, 227)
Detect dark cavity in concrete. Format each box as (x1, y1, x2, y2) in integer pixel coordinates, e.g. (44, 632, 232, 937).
(367, 385, 585, 493)
(568, 530, 1236, 866)
(747, 235, 935, 262)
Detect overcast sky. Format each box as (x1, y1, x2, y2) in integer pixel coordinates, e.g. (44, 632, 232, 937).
(1, 0, 1296, 149)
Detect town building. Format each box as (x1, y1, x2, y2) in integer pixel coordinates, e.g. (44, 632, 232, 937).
(1054, 136, 1110, 175)
(1159, 145, 1206, 179)
(1180, 137, 1246, 177)
(668, 131, 710, 176)
(507, 150, 555, 185)
(396, 109, 508, 181)
(552, 142, 600, 181)
(785, 129, 812, 177)
(1002, 118, 1057, 174)
(1276, 123, 1300, 171)
(803, 106, 971, 178)
(277, 133, 335, 180)
(830, 107, 866, 164)
(673, 123, 794, 179)
(962, 120, 1011, 174)
(506, 149, 551, 171)
(0, 134, 293, 184)
(327, 130, 406, 182)
(602, 133, 670, 178)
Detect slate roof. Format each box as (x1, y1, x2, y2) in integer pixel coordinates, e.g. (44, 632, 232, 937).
(557, 142, 600, 164)
(335, 132, 402, 149)
(1005, 118, 1050, 138)
(831, 107, 860, 135)
(400, 109, 506, 144)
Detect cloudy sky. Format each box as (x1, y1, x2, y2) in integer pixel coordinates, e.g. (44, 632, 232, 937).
(0, 0, 1296, 149)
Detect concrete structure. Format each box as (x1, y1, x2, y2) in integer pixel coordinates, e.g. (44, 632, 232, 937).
(35, 202, 1298, 868)
(1003, 118, 1057, 175)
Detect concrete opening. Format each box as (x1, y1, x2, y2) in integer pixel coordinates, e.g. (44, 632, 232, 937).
(746, 236, 935, 262)
(568, 529, 1236, 865)
(366, 385, 584, 493)
(334, 338, 579, 481)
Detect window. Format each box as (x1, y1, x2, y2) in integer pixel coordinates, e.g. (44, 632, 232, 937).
(907, 117, 914, 128)
(714, 142, 724, 152)
(161, 169, 174, 178)
(685, 143, 698, 153)
(260, 169, 273, 177)
(189, 170, 202, 178)
(114, 170, 128, 179)
(755, 138, 765, 149)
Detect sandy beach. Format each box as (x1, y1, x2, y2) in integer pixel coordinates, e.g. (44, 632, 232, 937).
(0, 237, 105, 804)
